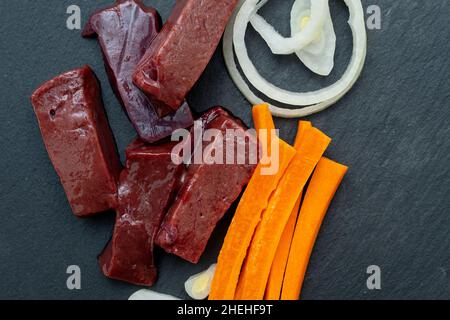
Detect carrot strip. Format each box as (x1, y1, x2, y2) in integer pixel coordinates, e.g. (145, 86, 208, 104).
(252, 103, 275, 132)
(209, 139, 296, 300)
(281, 157, 348, 300)
(264, 197, 300, 300)
(235, 127, 331, 300)
(252, 103, 276, 162)
(264, 121, 312, 300)
(294, 121, 312, 150)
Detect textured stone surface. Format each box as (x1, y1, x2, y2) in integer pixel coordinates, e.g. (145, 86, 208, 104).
(0, 0, 448, 299)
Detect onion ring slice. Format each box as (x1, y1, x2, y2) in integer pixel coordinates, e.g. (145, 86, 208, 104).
(223, 0, 367, 118)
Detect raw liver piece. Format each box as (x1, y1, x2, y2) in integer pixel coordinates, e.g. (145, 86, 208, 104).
(83, 0, 193, 143)
(156, 107, 258, 263)
(30, 66, 121, 217)
(133, 0, 239, 113)
(99, 139, 185, 286)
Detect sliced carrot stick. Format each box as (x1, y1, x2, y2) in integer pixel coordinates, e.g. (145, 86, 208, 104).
(252, 103, 275, 132)
(264, 121, 312, 300)
(235, 127, 331, 300)
(209, 139, 296, 300)
(264, 197, 300, 300)
(281, 157, 348, 300)
(294, 121, 312, 150)
(252, 103, 276, 162)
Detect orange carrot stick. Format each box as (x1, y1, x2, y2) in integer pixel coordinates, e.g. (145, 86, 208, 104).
(294, 121, 313, 150)
(209, 139, 296, 300)
(264, 197, 300, 300)
(252, 103, 275, 132)
(252, 103, 276, 162)
(264, 121, 312, 300)
(235, 126, 331, 300)
(281, 157, 348, 300)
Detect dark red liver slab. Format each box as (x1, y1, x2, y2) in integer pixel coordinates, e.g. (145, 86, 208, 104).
(83, 0, 193, 143)
(133, 0, 239, 113)
(31, 66, 121, 217)
(156, 107, 258, 263)
(99, 140, 185, 286)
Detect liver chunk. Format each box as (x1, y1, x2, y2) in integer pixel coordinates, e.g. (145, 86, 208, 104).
(156, 107, 258, 263)
(133, 0, 239, 114)
(31, 66, 121, 217)
(83, 0, 193, 143)
(99, 140, 185, 286)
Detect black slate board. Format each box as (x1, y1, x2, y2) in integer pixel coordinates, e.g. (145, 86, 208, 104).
(0, 0, 449, 300)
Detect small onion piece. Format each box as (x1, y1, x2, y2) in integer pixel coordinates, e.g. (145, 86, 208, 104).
(249, 0, 328, 55)
(223, 0, 367, 118)
(292, 9, 326, 56)
(184, 264, 216, 300)
(290, 0, 337, 76)
(128, 289, 180, 300)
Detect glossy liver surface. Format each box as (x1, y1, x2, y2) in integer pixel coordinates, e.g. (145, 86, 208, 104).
(99, 140, 184, 286)
(156, 107, 258, 263)
(83, 0, 193, 143)
(133, 0, 239, 113)
(31, 65, 122, 217)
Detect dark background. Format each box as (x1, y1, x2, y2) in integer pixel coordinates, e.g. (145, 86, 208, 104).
(0, 0, 449, 300)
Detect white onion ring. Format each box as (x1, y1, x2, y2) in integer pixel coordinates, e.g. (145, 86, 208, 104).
(234, 0, 366, 105)
(223, 0, 367, 118)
